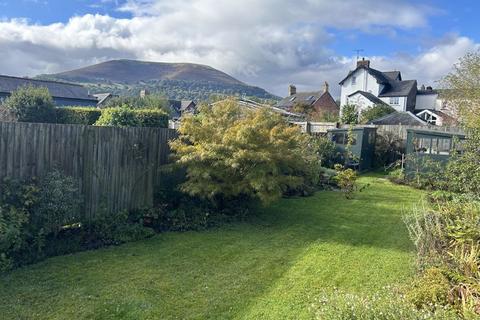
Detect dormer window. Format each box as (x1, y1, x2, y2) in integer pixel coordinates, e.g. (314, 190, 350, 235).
(352, 76, 357, 85)
(389, 97, 399, 105)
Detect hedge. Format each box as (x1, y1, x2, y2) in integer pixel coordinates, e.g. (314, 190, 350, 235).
(52, 107, 169, 128)
(134, 109, 169, 128)
(55, 107, 102, 125)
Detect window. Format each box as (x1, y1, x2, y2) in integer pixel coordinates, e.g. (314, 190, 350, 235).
(289, 96, 296, 102)
(413, 137, 432, 154)
(305, 95, 315, 101)
(368, 131, 375, 144)
(332, 133, 345, 144)
(389, 97, 399, 105)
(434, 138, 452, 155)
(352, 76, 357, 85)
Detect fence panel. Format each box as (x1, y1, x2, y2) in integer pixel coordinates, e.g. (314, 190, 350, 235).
(0, 122, 177, 219)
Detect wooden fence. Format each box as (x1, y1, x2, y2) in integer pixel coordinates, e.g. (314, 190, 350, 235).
(0, 122, 177, 219)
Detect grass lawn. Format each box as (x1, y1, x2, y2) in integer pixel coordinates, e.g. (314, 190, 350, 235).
(0, 175, 421, 319)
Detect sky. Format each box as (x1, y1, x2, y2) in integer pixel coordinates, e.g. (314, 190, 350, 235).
(0, 0, 479, 98)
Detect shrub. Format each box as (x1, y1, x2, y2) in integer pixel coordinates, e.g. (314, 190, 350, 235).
(407, 267, 451, 309)
(34, 170, 82, 235)
(104, 94, 169, 112)
(134, 109, 168, 128)
(374, 132, 404, 168)
(340, 104, 358, 124)
(404, 198, 480, 316)
(55, 107, 101, 125)
(406, 155, 446, 190)
(360, 103, 396, 124)
(387, 167, 406, 184)
(315, 136, 338, 168)
(95, 107, 141, 127)
(2, 86, 55, 123)
(170, 100, 320, 205)
(333, 164, 358, 199)
(95, 107, 168, 128)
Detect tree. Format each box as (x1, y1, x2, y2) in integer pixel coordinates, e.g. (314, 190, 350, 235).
(340, 104, 358, 124)
(441, 51, 480, 129)
(359, 104, 395, 124)
(170, 99, 320, 204)
(442, 51, 480, 197)
(2, 86, 55, 123)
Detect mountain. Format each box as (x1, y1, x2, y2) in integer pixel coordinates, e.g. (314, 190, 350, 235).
(36, 60, 279, 102)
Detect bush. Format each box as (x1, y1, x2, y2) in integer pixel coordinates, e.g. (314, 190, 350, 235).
(404, 198, 480, 316)
(34, 170, 82, 235)
(340, 104, 358, 124)
(333, 164, 358, 199)
(387, 168, 406, 184)
(311, 288, 459, 320)
(95, 107, 168, 128)
(2, 86, 55, 123)
(374, 132, 404, 168)
(55, 107, 101, 125)
(134, 109, 168, 128)
(360, 103, 396, 124)
(407, 268, 451, 309)
(170, 100, 320, 205)
(315, 136, 339, 168)
(95, 107, 140, 127)
(104, 95, 169, 112)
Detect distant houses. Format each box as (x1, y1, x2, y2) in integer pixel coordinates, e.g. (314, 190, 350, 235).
(0, 75, 99, 107)
(276, 81, 339, 118)
(339, 58, 455, 126)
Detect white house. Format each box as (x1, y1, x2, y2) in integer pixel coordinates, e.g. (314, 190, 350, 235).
(338, 59, 451, 124)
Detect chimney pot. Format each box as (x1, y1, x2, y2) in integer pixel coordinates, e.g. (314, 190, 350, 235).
(426, 86, 433, 91)
(288, 84, 297, 96)
(421, 84, 426, 90)
(357, 58, 370, 68)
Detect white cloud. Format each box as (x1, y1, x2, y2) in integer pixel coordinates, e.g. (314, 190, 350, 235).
(0, 0, 472, 97)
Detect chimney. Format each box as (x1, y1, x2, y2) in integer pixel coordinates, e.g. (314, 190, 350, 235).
(289, 84, 297, 96)
(323, 81, 329, 93)
(140, 89, 149, 98)
(426, 86, 433, 91)
(421, 84, 426, 90)
(356, 57, 370, 68)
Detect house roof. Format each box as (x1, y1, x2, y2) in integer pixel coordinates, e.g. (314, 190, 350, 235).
(339, 66, 391, 85)
(339, 66, 416, 97)
(93, 93, 112, 105)
(0, 75, 97, 101)
(368, 111, 427, 125)
(348, 90, 388, 105)
(180, 100, 196, 111)
(276, 90, 338, 110)
(378, 80, 417, 97)
(382, 71, 402, 81)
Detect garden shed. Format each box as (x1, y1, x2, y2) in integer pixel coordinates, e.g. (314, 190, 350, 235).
(327, 127, 377, 171)
(405, 129, 466, 174)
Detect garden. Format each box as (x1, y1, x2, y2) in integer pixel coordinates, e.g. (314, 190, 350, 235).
(0, 53, 479, 319)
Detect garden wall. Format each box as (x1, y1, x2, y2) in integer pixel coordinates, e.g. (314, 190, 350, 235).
(0, 122, 177, 219)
